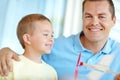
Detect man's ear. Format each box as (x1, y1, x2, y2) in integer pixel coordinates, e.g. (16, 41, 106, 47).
(23, 34, 31, 45)
(113, 16, 116, 24)
(112, 16, 116, 28)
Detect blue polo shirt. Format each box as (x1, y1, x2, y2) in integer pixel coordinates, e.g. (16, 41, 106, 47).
(42, 32, 120, 80)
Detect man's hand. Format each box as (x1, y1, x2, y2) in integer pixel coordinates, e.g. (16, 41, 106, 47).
(0, 47, 20, 76)
(114, 74, 120, 80)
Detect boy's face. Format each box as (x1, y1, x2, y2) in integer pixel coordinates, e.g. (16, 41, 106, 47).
(26, 20, 54, 54)
(83, 1, 116, 42)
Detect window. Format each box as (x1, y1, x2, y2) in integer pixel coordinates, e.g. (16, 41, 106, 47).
(109, 0, 120, 42)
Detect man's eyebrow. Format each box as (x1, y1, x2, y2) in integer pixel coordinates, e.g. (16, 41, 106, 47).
(84, 13, 107, 16)
(98, 13, 106, 15)
(84, 13, 91, 15)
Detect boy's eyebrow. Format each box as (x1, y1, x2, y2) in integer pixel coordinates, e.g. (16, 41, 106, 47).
(42, 30, 54, 33)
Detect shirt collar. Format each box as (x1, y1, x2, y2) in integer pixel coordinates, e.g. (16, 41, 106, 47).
(74, 31, 86, 52)
(101, 38, 112, 54)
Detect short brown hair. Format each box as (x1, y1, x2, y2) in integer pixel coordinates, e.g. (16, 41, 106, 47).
(82, 0, 115, 19)
(17, 14, 51, 48)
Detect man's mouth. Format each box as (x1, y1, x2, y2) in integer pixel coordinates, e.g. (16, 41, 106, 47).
(88, 28, 103, 32)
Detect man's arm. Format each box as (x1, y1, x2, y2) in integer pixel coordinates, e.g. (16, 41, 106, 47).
(114, 74, 120, 80)
(0, 47, 20, 76)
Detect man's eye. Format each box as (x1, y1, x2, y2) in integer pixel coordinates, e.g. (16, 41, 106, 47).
(99, 16, 105, 19)
(99, 16, 106, 21)
(85, 15, 92, 19)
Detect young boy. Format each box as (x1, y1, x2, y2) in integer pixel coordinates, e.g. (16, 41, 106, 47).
(0, 14, 57, 80)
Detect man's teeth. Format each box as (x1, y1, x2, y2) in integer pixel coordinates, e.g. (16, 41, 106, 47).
(89, 28, 101, 31)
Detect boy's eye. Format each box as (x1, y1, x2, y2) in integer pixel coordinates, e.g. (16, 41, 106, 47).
(42, 33, 54, 38)
(51, 34, 54, 38)
(43, 34, 48, 36)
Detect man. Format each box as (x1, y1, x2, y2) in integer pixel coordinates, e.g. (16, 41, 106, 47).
(0, 0, 120, 80)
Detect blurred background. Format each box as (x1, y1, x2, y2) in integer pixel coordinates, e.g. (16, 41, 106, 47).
(0, 0, 120, 54)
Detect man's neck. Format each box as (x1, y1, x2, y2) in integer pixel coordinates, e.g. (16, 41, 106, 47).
(80, 35, 107, 54)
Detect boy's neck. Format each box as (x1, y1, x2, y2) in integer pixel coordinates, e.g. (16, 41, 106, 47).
(23, 50, 42, 63)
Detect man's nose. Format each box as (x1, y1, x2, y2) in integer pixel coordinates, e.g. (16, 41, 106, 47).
(91, 17, 99, 26)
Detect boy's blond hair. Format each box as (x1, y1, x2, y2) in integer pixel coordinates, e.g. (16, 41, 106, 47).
(17, 14, 51, 48)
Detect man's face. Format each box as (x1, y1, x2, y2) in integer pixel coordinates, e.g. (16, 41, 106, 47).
(83, 1, 116, 42)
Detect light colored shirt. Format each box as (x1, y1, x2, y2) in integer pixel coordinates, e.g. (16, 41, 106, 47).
(42, 32, 120, 80)
(0, 55, 58, 80)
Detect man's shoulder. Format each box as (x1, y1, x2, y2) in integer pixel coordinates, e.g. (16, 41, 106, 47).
(108, 37, 120, 48)
(109, 37, 120, 43)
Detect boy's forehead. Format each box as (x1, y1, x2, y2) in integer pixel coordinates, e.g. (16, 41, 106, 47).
(32, 21, 53, 30)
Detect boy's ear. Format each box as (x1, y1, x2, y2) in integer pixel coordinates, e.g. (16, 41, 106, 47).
(23, 34, 31, 45)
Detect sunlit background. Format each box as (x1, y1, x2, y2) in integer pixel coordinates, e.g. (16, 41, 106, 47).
(0, 0, 120, 54)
